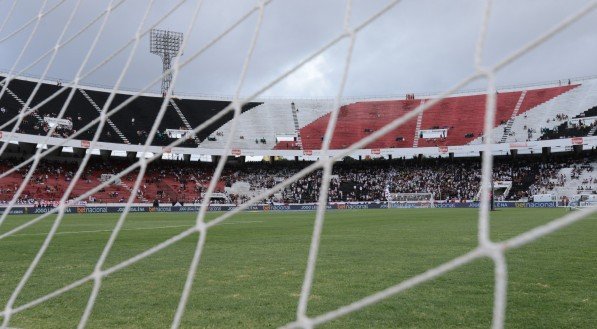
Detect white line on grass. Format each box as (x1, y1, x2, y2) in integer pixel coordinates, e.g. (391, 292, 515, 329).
(6, 221, 264, 237)
(221, 220, 264, 225)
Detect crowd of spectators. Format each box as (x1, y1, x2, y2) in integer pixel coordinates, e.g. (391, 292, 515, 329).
(574, 161, 595, 192)
(214, 155, 596, 203)
(4, 106, 84, 139)
(527, 163, 569, 197)
(0, 153, 595, 205)
(239, 155, 595, 203)
(539, 109, 597, 140)
(540, 119, 596, 140)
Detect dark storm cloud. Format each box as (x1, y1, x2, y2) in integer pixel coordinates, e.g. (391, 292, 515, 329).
(0, 0, 595, 98)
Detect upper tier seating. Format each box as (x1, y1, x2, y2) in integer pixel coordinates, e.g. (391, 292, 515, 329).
(0, 75, 260, 147)
(283, 85, 578, 150)
(198, 100, 335, 150)
(2, 75, 596, 151)
(475, 81, 597, 144)
(290, 99, 420, 150)
(416, 91, 519, 147)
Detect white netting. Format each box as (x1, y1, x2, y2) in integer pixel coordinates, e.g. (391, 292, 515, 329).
(387, 193, 435, 208)
(0, 0, 596, 328)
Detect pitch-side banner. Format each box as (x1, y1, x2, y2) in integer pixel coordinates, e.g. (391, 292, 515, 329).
(0, 201, 559, 215)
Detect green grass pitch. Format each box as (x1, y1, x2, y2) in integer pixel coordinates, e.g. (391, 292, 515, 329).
(0, 208, 595, 328)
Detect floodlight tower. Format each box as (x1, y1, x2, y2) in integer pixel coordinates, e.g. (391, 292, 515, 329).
(150, 29, 183, 95)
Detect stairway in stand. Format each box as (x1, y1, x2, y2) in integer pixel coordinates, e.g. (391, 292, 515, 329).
(5, 87, 44, 123)
(169, 99, 201, 145)
(588, 124, 597, 137)
(157, 180, 180, 202)
(79, 89, 131, 144)
(412, 99, 425, 148)
(499, 90, 527, 143)
(291, 102, 303, 149)
(118, 180, 135, 200)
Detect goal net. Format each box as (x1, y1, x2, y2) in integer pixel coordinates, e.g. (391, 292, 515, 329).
(568, 202, 597, 213)
(387, 193, 434, 208)
(0, 1, 596, 328)
(569, 194, 597, 210)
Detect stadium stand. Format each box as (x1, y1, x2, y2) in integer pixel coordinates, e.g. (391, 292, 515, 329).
(0, 75, 261, 147)
(0, 153, 594, 205)
(533, 160, 597, 197)
(3, 75, 597, 150)
(198, 100, 334, 150)
(288, 99, 419, 150)
(277, 85, 583, 150)
(538, 105, 597, 140)
(2, 75, 597, 206)
(481, 80, 597, 143)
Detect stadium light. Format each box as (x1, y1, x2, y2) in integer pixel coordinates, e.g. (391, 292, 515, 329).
(150, 29, 183, 95)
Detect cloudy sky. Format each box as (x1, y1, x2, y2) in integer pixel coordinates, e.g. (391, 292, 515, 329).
(0, 0, 595, 99)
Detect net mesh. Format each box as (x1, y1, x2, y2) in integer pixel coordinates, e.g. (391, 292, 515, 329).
(387, 193, 434, 207)
(0, 0, 596, 328)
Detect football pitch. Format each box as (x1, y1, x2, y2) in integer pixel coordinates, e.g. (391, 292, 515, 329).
(0, 208, 595, 328)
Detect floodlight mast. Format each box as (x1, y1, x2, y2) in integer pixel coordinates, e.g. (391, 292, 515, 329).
(150, 29, 183, 96)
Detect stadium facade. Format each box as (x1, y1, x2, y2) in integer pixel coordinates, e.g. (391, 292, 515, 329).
(0, 74, 596, 160)
(0, 74, 596, 206)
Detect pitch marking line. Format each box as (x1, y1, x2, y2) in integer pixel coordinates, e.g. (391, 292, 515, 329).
(6, 221, 264, 237)
(221, 220, 264, 225)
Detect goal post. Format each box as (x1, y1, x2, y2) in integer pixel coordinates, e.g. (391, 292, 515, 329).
(568, 194, 597, 211)
(387, 192, 435, 208)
